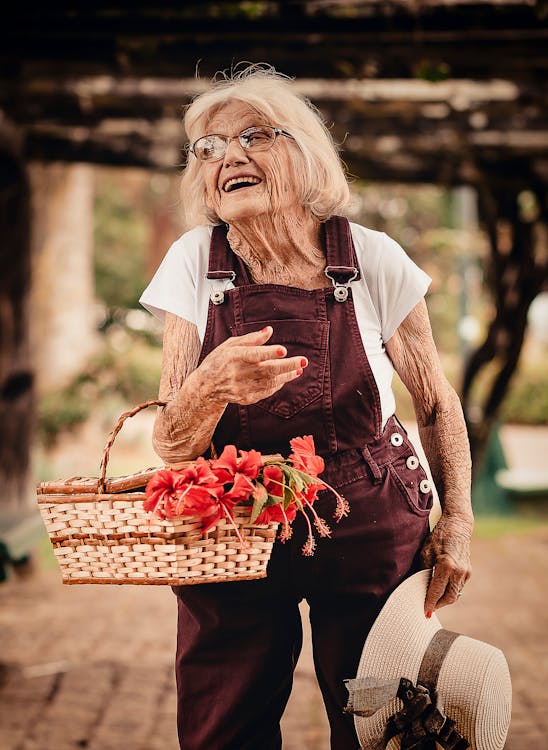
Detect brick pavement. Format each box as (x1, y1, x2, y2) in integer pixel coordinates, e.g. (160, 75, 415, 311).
(1, 526, 547, 750)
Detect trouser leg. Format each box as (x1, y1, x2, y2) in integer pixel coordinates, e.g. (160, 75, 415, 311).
(302, 471, 430, 749)
(174, 577, 302, 750)
(308, 593, 383, 749)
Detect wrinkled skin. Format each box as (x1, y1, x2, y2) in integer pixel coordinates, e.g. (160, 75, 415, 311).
(153, 100, 473, 615)
(386, 300, 473, 613)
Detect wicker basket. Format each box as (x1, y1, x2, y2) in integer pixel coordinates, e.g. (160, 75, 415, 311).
(37, 400, 279, 585)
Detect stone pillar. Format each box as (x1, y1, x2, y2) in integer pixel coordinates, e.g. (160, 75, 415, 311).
(30, 163, 99, 393)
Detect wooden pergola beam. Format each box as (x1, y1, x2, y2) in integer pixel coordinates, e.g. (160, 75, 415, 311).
(3, 2, 547, 82)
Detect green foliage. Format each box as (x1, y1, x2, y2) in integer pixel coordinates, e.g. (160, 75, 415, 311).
(465, 341, 548, 426)
(91, 340, 163, 404)
(94, 174, 148, 313)
(499, 360, 548, 425)
(37, 338, 163, 447)
(38, 389, 91, 446)
(349, 183, 488, 356)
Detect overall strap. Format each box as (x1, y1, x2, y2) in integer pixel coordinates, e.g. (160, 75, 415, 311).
(206, 224, 250, 305)
(323, 216, 361, 301)
(207, 224, 251, 285)
(207, 224, 235, 281)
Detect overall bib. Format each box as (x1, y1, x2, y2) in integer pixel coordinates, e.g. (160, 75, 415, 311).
(173, 217, 433, 750)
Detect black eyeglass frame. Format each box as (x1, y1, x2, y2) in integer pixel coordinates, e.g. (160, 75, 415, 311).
(189, 125, 294, 162)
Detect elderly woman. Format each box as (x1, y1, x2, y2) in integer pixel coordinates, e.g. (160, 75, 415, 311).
(140, 65, 474, 750)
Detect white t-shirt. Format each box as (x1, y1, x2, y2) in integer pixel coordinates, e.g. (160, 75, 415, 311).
(140, 222, 431, 427)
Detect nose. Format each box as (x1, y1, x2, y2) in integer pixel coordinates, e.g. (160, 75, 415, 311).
(223, 137, 250, 167)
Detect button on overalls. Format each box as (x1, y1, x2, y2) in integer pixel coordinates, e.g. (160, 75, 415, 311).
(173, 217, 433, 750)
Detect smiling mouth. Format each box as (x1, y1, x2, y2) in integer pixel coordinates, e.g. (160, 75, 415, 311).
(222, 176, 262, 193)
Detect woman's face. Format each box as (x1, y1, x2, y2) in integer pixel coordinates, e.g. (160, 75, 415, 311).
(200, 101, 299, 223)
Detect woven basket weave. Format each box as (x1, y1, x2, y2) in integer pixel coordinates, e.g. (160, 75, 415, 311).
(37, 400, 279, 585)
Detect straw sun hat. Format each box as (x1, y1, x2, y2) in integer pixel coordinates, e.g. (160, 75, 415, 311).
(344, 570, 512, 750)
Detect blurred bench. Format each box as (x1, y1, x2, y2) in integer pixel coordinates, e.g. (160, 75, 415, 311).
(0, 510, 45, 582)
(495, 469, 548, 515)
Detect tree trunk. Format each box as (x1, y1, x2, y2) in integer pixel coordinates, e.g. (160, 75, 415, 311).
(0, 123, 34, 510)
(462, 169, 548, 475)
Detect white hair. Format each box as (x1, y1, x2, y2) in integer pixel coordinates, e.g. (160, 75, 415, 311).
(180, 63, 351, 228)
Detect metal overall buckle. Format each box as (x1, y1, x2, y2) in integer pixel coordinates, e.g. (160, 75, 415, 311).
(324, 266, 358, 302)
(208, 271, 236, 305)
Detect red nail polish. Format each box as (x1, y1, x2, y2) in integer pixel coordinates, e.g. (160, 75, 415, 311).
(277, 347, 286, 357)
(426, 611, 432, 619)
(296, 368, 303, 376)
(300, 358, 308, 367)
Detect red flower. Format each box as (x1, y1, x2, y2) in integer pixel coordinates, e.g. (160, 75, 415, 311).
(223, 473, 255, 502)
(289, 435, 325, 476)
(201, 498, 236, 533)
(177, 456, 222, 488)
(296, 480, 325, 507)
(211, 445, 263, 483)
(144, 469, 186, 519)
(262, 465, 284, 498)
(143, 434, 347, 557)
(174, 483, 221, 518)
(255, 502, 297, 526)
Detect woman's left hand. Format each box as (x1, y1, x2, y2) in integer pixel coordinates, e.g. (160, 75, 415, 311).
(420, 513, 473, 616)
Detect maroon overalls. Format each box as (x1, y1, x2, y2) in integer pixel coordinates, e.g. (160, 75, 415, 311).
(173, 217, 433, 749)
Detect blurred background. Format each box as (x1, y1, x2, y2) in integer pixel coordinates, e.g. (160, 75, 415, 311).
(1, 2, 547, 749)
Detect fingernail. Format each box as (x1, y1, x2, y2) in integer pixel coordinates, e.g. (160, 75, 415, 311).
(261, 326, 271, 334)
(296, 368, 303, 376)
(300, 358, 308, 367)
(277, 347, 286, 357)
(426, 611, 432, 619)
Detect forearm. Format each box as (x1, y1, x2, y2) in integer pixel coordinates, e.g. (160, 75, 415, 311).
(386, 299, 473, 609)
(385, 300, 473, 528)
(152, 314, 226, 465)
(153, 368, 227, 465)
(416, 384, 474, 611)
(414, 385, 474, 529)
(152, 315, 302, 465)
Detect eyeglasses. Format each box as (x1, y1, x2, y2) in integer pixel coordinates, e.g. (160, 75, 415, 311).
(189, 125, 294, 162)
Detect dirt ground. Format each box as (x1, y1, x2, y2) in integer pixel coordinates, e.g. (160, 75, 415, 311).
(2, 421, 547, 749)
(1, 525, 547, 749)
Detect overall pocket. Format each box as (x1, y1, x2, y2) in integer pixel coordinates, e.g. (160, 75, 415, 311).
(231, 318, 330, 419)
(387, 451, 433, 516)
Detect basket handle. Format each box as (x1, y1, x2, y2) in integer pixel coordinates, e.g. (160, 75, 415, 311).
(98, 399, 167, 492)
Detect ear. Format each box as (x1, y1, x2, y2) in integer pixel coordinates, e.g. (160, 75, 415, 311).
(204, 180, 220, 216)
(204, 187, 214, 210)
(205, 205, 220, 224)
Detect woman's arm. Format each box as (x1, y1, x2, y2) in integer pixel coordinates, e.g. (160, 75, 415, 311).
(152, 314, 223, 466)
(152, 313, 306, 466)
(385, 299, 474, 615)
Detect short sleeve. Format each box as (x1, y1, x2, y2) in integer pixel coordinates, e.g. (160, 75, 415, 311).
(374, 233, 432, 342)
(139, 226, 212, 327)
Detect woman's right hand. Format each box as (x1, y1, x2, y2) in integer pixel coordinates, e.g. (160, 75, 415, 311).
(196, 326, 307, 406)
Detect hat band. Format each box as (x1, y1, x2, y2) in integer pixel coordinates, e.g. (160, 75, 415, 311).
(345, 628, 469, 749)
(417, 628, 460, 693)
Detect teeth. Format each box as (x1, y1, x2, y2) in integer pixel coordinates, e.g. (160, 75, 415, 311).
(223, 176, 261, 192)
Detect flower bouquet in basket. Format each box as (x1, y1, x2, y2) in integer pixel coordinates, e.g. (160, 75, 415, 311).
(145, 435, 349, 557)
(37, 401, 349, 585)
